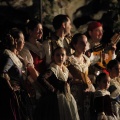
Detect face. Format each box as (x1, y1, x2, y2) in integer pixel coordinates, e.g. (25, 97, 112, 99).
(53, 49, 66, 66)
(64, 17, 72, 35)
(99, 75, 110, 90)
(89, 26, 103, 43)
(74, 35, 88, 53)
(17, 33, 25, 51)
(30, 23, 43, 40)
(111, 64, 120, 77)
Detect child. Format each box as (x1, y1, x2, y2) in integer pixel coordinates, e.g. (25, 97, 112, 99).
(93, 72, 117, 120)
(107, 59, 120, 120)
(34, 47, 79, 120)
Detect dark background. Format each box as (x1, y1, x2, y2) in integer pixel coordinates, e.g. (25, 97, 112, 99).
(0, 0, 120, 52)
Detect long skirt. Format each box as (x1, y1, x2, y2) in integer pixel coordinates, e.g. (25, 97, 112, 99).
(34, 92, 80, 120)
(71, 83, 94, 120)
(0, 77, 21, 120)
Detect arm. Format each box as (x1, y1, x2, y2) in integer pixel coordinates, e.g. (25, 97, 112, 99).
(0, 56, 14, 90)
(27, 65, 39, 81)
(19, 47, 34, 65)
(37, 69, 55, 92)
(67, 72, 73, 84)
(108, 84, 120, 101)
(19, 50, 39, 81)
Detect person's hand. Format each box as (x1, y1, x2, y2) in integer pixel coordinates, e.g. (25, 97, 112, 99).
(66, 82, 71, 94)
(85, 50, 91, 57)
(111, 44, 116, 51)
(84, 88, 90, 92)
(13, 85, 20, 91)
(97, 112, 107, 120)
(12, 82, 20, 91)
(102, 53, 109, 61)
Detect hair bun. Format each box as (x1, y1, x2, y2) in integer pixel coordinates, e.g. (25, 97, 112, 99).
(5, 34, 15, 47)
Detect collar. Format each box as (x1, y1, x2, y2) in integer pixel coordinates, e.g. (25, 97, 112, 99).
(49, 63, 69, 82)
(68, 54, 90, 73)
(4, 49, 23, 69)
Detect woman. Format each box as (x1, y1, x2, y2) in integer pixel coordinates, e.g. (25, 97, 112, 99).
(34, 47, 79, 120)
(19, 19, 46, 100)
(67, 33, 95, 120)
(19, 19, 46, 74)
(0, 28, 38, 120)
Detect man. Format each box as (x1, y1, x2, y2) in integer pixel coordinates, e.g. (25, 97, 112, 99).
(43, 14, 72, 65)
(86, 21, 116, 67)
(86, 21, 116, 84)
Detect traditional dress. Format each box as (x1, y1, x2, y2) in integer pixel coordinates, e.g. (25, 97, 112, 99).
(67, 54, 95, 120)
(19, 41, 46, 100)
(0, 49, 33, 120)
(94, 89, 117, 120)
(108, 77, 120, 120)
(34, 63, 80, 120)
(20, 41, 46, 74)
(0, 76, 21, 120)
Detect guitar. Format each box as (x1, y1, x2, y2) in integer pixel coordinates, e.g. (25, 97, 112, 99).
(102, 33, 120, 64)
(86, 33, 120, 69)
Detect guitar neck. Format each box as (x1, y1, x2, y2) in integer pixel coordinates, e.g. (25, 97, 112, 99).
(87, 43, 104, 53)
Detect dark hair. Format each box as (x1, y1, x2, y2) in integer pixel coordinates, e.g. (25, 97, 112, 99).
(26, 19, 41, 31)
(52, 14, 69, 30)
(107, 59, 119, 70)
(70, 33, 83, 50)
(25, 19, 42, 41)
(9, 28, 23, 40)
(52, 47, 66, 56)
(5, 28, 23, 50)
(96, 72, 108, 85)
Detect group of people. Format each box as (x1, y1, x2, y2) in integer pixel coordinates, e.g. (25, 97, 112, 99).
(0, 14, 120, 120)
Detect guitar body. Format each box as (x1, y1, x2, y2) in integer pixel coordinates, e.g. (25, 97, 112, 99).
(87, 33, 120, 69)
(92, 50, 113, 69)
(93, 51, 101, 55)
